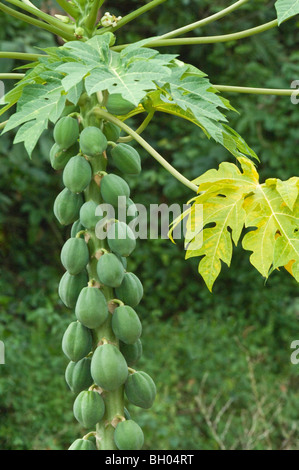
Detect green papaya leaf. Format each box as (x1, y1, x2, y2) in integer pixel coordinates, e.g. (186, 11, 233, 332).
(275, 0, 299, 25)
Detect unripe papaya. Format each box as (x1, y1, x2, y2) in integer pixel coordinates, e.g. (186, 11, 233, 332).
(91, 343, 128, 391)
(63, 155, 92, 193)
(50, 142, 79, 170)
(80, 126, 107, 157)
(53, 116, 79, 149)
(114, 420, 144, 450)
(120, 339, 143, 367)
(106, 94, 136, 116)
(69, 438, 96, 450)
(96, 253, 125, 288)
(124, 407, 131, 420)
(71, 219, 84, 238)
(73, 390, 105, 428)
(115, 272, 143, 307)
(126, 198, 138, 224)
(80, 200, 103, 230)
(107, 222, 136, 257)
(111, 144, 141, 175)
(60, 237, 89, 275)
(62, 321, 92, 362)
(115, 253, 127, 270)
(112, 306, 142, 344)
(54, 188, 83, 226)
(58, 270, 88, 309)
(100, 174, 130, 207)
(75, 286, 108, 329)
(65, 357, 93, 394)
(125, 371, 156, 409)
(60, 103, 79, 118)
(103, 121, 121, 142)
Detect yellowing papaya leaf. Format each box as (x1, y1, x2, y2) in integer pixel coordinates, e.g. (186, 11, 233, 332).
(171, 158, 299, 290)
(284, 259, 296, 277)
(276, 177, 298, 211)
(182, 158, 258, 291)
(242, 184, 299, 280)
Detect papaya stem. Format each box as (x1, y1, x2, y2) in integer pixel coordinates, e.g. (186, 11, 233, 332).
(0, 2, 75, 40)
(213, 84, 296, 97)
(118, 111, 155, 143)
(85, 0, 104, 33)
(97, 0, 167, 34)
(107, 140, 117, 148)
(0, 73, 25, 79)
(111, 19, 279, 51)
(0, 51, 43, 61)
(4, 0, 75, 33)
(79, 95, 125, 449)
(159, 0, 250, 40)
(55, 0, 79, 19)
(92, 108, 198, 193)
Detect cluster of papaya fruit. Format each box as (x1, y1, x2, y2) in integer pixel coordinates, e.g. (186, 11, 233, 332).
(50, 96, 156, 451)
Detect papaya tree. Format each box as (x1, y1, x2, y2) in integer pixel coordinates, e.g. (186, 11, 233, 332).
(0, 0, 298, 451)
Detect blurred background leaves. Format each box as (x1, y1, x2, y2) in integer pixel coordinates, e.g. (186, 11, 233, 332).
(0, 0, 298, 450)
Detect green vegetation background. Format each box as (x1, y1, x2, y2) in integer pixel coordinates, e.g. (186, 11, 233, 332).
(0, 0, 298, 450)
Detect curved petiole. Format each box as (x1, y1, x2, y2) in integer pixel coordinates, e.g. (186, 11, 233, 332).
(0, 51, 44, 61)
(0, 73, 25, 79)
(112, 19, 279, 51)
(0, 2, 75, 40)
(92, 107, 198, 193)
(213, 85, 297, 96)
(159, 0, 250, 40)
(118, 111, 155, 143)
(3, 0, 75, 33)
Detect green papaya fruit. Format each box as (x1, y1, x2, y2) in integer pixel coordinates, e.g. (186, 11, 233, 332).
(60, 237, 89, 275)
(100, 174, 130, 207)
(112, 306, 142, 345)
(58, 270, 88, 309)
(62, 321, 92, 362)
(115, 272, 143, 307)
(69, 438, 97, 450)
(115, 253, 128, 270)
(107, 221, 136, 257)
(125, 371, 156, 409)
(73, 390, 105, 428)
(80, 126, 108, 157)
(111, 144, 141, 175)
(71, 219, 84, 238)
(65, 357, 93, 394)
(63, 155, 92, 193)
(103, 121, 121, 142)
(124, 407, 131, 420)
(75, 286, 108, 329)
(54, 188, 83, 226)
(106, 94, 136, 116)
(119, 339, 143, 367)
(114, 420, 144, 450)
(50, 142, 79, 170)
(96, 253, 125, 288)
(60, 103, 79, 118)
(80, 200, 103, 230)
(53, 116, 79, 149)
(91, 343, 128, 391)
(124, 198, 139, 225)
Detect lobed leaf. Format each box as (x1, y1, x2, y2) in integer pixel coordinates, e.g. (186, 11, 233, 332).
(275, 0, 299, 25)
(172, 159, 299, 290)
